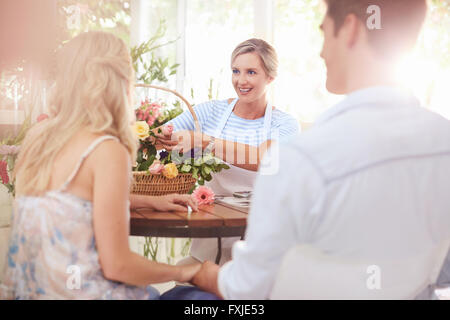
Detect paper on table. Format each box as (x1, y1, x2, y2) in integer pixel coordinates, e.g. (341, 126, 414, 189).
(214, 196, 250, 213)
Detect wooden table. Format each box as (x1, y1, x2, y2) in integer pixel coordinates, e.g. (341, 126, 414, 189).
(130, 203, 248, 264)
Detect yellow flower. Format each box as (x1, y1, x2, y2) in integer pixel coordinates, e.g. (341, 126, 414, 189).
(162, 163, 178, 179)
(132, 121, 150, 140)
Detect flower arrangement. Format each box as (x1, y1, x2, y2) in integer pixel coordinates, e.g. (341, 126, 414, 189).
(132, 98, 229, 187)
(0, 112, 39, 196)
(0, 145, 20, 195)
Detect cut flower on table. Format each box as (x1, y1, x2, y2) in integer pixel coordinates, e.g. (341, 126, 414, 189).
(192, 186, 215, 205)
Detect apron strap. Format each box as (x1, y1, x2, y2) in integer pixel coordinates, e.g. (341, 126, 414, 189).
(213, 98, 238, 138)
(214, 98, 273, 141)
(263, 102, 273, 141)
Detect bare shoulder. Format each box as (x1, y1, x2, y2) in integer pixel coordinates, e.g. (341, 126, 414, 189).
(86, 137, 131, 171)
(227, 98, 234, 105)
(95, 138, 129, 160)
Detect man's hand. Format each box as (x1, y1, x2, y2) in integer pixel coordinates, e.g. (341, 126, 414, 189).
(191, 261, 223, 298)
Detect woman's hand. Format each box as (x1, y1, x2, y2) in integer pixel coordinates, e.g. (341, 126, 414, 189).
(177, 263, 202, 283)
(171, 130, 212, 153)
(153, 127, 178, 150)
(150, 193, 199, 212)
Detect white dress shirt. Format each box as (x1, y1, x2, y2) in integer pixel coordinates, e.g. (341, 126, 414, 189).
(218, 86, 450, 299)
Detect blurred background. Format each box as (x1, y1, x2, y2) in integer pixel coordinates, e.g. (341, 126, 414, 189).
(0, 0, 449, 292)
(1, 0, 449, 135)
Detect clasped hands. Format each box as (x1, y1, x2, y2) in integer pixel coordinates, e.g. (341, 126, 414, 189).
(185, 260, 222, 298)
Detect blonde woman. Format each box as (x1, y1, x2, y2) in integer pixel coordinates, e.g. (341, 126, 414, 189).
(0, 31, 203, 300)
(158, 39, 300, 266)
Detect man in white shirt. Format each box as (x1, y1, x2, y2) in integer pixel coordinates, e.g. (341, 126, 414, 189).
(189, 0, 450, 299)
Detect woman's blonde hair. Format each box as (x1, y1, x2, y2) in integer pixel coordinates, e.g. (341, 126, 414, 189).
(231, 38, 278, 78)
(14, 31, 137, 196)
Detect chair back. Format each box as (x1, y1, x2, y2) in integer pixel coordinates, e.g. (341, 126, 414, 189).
(270, 241, 449, 300)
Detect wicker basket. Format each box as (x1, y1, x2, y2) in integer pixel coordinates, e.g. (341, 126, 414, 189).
(131, 83, 200, 196)
(131, 171, 197, 196)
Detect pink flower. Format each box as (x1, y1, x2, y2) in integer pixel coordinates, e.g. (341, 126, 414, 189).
(0, 145, 20, 155)
(138, 99, 162, 125)
(162, 123, 174, 136)
(37, 113, 49, 122)
(136, 109, 144, 121)
(147, 116, 156, 127)
(0, 161, 9, 185)
(192, 186, 215, 205)
(149, 106, 160, 119)
(148, 160, 165, 174)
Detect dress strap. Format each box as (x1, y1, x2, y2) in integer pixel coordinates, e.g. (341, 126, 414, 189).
(58, 135, 119, 192)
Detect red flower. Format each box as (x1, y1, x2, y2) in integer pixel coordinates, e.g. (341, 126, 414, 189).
(0, 161, 9, 185)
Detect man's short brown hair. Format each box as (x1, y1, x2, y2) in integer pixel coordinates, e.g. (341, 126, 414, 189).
(324, 0, 427, 59)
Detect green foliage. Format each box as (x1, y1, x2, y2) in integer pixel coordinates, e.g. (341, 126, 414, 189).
(143, 237, 159, 261)
(57, 0, 131, 45)
(0, 111, 33, 196)
(207, 78, 220, 101)
(130, 20, 179, 84)
(176, 153, 230, 186)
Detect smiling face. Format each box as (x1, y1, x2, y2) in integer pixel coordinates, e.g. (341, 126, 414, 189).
(231, 52, 274, 104)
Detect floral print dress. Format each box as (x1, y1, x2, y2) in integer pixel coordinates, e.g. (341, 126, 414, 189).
(0, 136, 160, 300)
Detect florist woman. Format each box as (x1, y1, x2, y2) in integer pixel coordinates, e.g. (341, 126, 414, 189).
(156, 38, 300, 265)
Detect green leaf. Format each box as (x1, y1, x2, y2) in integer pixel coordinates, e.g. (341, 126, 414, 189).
(181, 164, 192, 173)
(187, 185, 196, 194)
(136, 150, 144, 163)
(5, 183, 14, 194)
(202, 154, 214, 165)
(192, 168, 199, 179)
(138, 155, 156, 171)
(147, 145, 157, 156)
(194, 158, 202, 166)
(202, 166, 212, 175)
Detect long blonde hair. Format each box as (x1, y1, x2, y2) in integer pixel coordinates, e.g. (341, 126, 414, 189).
(14, 31, 137, 196)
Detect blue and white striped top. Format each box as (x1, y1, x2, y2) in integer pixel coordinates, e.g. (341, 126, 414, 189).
(168, 99, 300, 146)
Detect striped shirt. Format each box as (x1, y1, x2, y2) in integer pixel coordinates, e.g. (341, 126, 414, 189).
(168, 99, 300, 146)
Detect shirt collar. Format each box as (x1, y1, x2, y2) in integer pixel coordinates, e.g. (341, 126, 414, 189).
(315, 86, 420, 126)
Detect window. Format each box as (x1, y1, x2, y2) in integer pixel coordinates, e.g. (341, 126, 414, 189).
(184, 0, 254, 104)
(273, 0, 340, 122)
